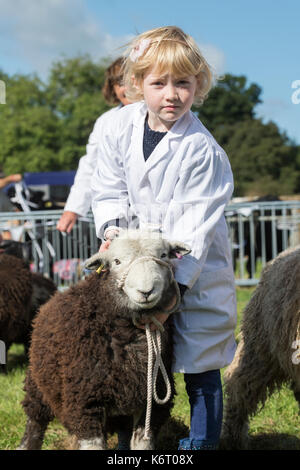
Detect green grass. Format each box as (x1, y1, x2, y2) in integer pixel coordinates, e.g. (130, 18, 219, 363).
(1, 287, 299, 450)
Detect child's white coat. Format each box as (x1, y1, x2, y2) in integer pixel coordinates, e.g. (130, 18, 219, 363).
(91, 102, 236, 373)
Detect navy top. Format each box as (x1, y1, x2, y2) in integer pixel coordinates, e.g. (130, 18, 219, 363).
(143, 117, 167, 161)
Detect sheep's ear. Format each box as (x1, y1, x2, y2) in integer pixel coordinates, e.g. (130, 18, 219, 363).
(84, 252, 108, 271)
(168, 241, 191, 259)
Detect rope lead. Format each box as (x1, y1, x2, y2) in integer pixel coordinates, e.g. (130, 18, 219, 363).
(144, 323, 172, 441)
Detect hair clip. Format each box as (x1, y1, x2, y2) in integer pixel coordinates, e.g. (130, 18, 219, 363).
(129, 39, 151, 62)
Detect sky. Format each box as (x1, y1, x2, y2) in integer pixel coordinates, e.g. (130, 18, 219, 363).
(0, 0, 299, 143)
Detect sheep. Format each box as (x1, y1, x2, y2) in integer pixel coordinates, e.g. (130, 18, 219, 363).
(18, 229, 190, 451)
(0, 247, 57, 367)
(221, 246, 300, 449)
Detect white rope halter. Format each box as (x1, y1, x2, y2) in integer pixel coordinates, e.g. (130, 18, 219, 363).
(116, 255, 181, 441)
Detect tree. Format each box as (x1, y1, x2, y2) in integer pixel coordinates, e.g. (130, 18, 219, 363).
(1, 63, 299, 198)
(193, 74, 262, 133)
(0, 57, 111, 173)
(213, 119, 300, 196)
(46, 56, 111, 170)
(0, 74, 61, 173)
(192, 73, 300, 197)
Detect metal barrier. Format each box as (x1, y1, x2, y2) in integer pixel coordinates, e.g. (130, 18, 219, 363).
(1, 201, 300, 287)
(0, 210, 98, 289)
(225, 200, 300, 285)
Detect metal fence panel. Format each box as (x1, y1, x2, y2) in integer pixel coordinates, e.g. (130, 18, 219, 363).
(225, 201, 300, 285)
(1, 201, 300, 288)
(0, 210, 98, 289)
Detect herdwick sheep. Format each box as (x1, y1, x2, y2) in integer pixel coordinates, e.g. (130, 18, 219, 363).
(0, 244, 56, 367)
(222, 246, 300, 449)
(18, 230, 190, 450)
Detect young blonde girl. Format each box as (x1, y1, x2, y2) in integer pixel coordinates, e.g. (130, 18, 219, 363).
(91, 26, 237, 450)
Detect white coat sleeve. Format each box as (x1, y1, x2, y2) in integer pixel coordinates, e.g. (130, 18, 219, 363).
(91, 124, 130, 239)
(63, 115, 104, 217)
(163, 141, 234, 289)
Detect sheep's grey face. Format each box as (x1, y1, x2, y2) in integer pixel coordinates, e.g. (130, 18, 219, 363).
(108, 238, 172, 310)
(84, 230, 191, 312)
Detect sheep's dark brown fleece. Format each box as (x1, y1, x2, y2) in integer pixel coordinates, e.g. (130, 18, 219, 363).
(0, 253, 56, 358)
(20, 269, 175, 449)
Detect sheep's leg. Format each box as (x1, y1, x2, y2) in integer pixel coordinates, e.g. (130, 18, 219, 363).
(66, 405, 107, 450)
(131, 426, 154, 450)
(17, 418, 48, 450)
(18, 370, 53, 450)
(222, 394, 249, 449)
(130, 410, 154, 450)
(221, 340, 249, 449)
(117, 416, 133, 450)
(222, 338, 278, 450)
(77, 436, 107, 450)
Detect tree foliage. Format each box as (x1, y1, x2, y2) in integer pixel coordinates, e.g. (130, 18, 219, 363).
(213, 119, 299, 196)
(193, 74, 262, 132)
(0, 61, 299, 197)
(0, 56, 110, 174)
(193, 74, 300, 196)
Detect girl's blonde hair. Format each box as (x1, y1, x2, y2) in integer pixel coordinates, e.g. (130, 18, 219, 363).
(123, 26, 213, 106)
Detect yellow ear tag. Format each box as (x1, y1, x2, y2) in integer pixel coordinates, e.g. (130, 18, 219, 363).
(96, 264, 104, 275)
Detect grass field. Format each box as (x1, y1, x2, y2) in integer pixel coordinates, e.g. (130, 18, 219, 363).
(0, 287, 299, 450)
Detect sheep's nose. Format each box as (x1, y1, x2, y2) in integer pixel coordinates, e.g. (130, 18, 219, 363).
(138, 288, 154, 300)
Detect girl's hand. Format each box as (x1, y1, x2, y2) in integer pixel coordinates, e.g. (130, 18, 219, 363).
(56, 211, 78, 233)
(0, 173, 22, 189)
(8, 174, 22, 183)
(99, 239, 111, 252)
(99, 228, 120, 251)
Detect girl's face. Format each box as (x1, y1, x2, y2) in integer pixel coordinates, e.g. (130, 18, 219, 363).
(141, 67, 197, 131)
(113, 83, 131, 106)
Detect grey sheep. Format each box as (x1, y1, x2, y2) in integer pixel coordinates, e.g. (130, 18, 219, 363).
(222, 246, 300, 449)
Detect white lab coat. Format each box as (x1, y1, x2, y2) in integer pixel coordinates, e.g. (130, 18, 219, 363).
(91, 102, 237, 374)
(64, 105, 122, 216)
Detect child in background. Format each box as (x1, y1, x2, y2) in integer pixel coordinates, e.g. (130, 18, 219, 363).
(57, 57, 131, 233)
(0, 173, 22, 213)
(92, 26, 237, 450)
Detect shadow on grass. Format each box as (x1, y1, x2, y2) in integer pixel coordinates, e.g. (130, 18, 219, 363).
(249, 433, 300, 450)
(219, 433, 300, 451)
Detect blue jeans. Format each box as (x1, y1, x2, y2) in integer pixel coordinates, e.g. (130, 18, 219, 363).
(178, 370, 223, 450)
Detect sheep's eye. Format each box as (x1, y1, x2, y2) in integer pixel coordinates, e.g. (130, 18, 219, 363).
(161, 253, 167, 259)
(114, 258, 121, 265)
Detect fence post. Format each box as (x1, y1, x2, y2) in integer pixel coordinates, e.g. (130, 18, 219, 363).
(290, 207, 300, 247)
(0, 80, 6, 104)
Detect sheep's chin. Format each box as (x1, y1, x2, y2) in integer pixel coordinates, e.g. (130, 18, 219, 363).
(123, 287, 161, 310)
(127, 297, 159, 311)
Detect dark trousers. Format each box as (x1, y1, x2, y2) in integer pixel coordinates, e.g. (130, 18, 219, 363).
(179, 369, 223, 450)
